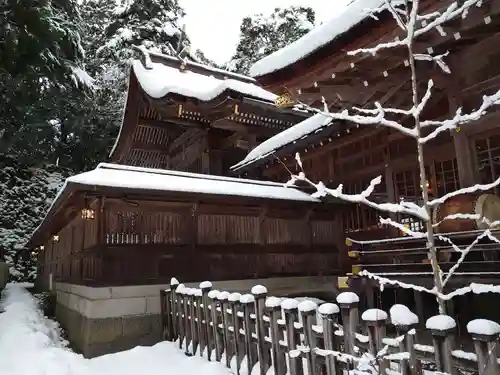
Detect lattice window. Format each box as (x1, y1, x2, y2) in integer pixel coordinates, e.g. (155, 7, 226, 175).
(475, 135, 500, 195)
(342, 178, 386, 232)
(434, 159, 459, 197)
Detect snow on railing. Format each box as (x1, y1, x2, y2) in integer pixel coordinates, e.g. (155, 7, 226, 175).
(159, 278, 500, 375)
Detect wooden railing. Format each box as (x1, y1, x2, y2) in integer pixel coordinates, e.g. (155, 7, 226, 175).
(160, 278, 500, 375)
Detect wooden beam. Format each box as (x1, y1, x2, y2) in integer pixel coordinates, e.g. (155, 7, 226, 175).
(168, 128, 205, 153)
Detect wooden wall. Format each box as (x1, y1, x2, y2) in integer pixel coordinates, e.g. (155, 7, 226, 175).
(263, 127, 464, 241)
(37, 198, 344, 287)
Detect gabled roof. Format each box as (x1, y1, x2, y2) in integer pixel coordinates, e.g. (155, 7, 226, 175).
(249, 0, 385, 78)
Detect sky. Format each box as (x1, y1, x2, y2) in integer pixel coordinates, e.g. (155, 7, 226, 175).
(178, 0, 351, 65)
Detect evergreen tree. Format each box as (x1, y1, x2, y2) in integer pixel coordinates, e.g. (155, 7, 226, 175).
(0, 156, 69, 282)
(229, 6, 315, 75)
(0, 0, 86, 162)
(97, 0, 187, 66)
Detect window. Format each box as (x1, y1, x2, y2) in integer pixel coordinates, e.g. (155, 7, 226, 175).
(476, 135, 500, 195)
(434, 159, 459, 196)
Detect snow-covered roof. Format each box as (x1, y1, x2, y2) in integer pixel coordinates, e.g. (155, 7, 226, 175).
(249, 0, 384, 78)
(232, 113, 334, 170)
(133, 59, 277, 102)
(28, 163, 320, 247)
(70, 163, 320, 202)
(147, 51, 256, 83)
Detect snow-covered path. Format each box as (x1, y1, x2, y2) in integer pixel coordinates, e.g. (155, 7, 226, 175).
(0, 284, 234, 375)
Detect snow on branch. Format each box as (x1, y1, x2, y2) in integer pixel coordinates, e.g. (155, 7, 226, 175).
(415, 0, 487, 38)
(380, 217, 426, 238)
(287, 154, 429, 221)
(420, 89, 500, 142)
(428, 176, 500, 207)
(298, 101, 418, 138)
(349, 0, 486, 57)
(440, 230, 499, 287)
(414, 52, 451, 74)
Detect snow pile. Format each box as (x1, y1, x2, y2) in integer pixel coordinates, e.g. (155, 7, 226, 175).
(318, 303, 339, 315)
(232, 113, 333, 170)
(361, 308, 388, 322)
(425, 315, 456, 331)
(467, 319, 500, 336)
(389, 304, 419, 326)
(133, 60, 276, 102)
(336, 292, 360, 305)
(249, 0, 385, 77)
(0, 284, 235, 375)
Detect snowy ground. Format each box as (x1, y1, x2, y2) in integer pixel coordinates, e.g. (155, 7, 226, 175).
(0, 284, 234, 375)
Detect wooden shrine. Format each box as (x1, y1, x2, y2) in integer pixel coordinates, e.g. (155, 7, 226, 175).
(110, 52, 309, 177)
(233, 0, 500, 288)
(29, 164, 345, 288)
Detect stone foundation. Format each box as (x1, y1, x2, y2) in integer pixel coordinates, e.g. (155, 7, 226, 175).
(54, 283, 167, 358)
(52, 276, 339, 357)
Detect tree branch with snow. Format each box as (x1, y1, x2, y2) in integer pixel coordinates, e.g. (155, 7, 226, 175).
(278, 0, 500, 319)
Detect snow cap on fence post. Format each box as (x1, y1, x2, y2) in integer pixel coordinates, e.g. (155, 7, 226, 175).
(199, 281, 212, 291)
(426, 315, 456, 374)
(207, 289, 220, 300)
(389, 304, 419, 331)
(362, 308, 388, 358)
(239, 294, 255, 304)
(265, 296, 282, 312)
(467, 319, 500, 375)
(252, 285, 270, 375)
(229, 292, 242, 303)
(170, 277, 179, 287)
(281, 298, 302, 375)
(217, 291, 230, 301)
(337, 292, 359, 356)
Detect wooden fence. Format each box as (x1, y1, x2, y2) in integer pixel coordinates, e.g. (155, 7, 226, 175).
(160, 278, 500, 375)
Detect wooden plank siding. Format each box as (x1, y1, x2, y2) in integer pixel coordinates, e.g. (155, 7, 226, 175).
(37, 200, 344, 287)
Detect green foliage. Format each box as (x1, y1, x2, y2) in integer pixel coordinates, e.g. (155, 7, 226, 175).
(0, 156, 69, 282)
(229, 6, 315, 74)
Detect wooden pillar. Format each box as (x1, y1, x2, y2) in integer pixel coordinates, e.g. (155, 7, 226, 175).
(413, 289, 424, 327)
(447, 57, 476, 187)
(209, 150, 224, 176)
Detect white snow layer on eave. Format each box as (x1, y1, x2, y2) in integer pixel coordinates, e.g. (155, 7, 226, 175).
(232, 113, 333, 169)
(249, 0, 385, 78)
(132, 60, 276, 102)
(67, 165, 319, 202)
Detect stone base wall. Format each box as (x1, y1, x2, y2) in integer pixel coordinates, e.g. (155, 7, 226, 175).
(54, 283, 167, 358)
(52, 276, 339, 358)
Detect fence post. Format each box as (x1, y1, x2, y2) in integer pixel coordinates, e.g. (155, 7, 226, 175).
(209, 289, 222, 361)
(282, 299, 303, 375)
(319, 303, 340, 375)
(298, 300, 318, 375)
(175, 284, 186, 350)
(252, 285, 270, 375)
(467, 319, 500, 375)
(200, 281, 213, 360)
(193, 288, 203, 356)
(169, 277, 179, 340)
(228, 293, 243, 374)
(426, 315, 457, 375)
(160, 289, 168, 340)
(361, 308, 388, 373)
(266, 297, 286, 375)
(218, 291, 232, 367)
(241, 294, 257, 375)
(187, 288, 197, 354)
(389, 304, 420, 375)
(337, 292, 359, 356)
